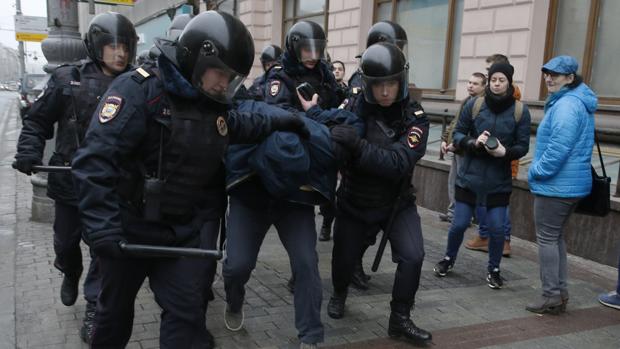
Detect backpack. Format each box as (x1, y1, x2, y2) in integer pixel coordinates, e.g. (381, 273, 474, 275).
(471, 96, 524, 123)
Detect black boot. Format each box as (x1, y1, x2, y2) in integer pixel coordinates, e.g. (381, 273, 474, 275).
(60, 271, 81, 306)
(79, 302, 96, 344)
(327, 291, 347, 319)
(351, 262, 369, 290)
(318, 218, 332, 241)
(388, 312, 432, 345)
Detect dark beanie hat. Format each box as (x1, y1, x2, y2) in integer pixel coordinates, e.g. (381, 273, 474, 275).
(488, 62, 514, 85)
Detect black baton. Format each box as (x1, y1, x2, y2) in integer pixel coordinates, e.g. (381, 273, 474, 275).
(31, 165, 72, 173)
(119, 242, 223, 260)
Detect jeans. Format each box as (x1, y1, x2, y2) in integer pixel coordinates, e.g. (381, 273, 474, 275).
(445, 200, 506, 271)
(446, 154, 462, 218)
(477, 205, 511, 240)
(533, 195, 578, 297)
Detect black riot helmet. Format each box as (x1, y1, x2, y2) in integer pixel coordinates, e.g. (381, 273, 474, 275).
(259, 44, 283, 71)
(175, 11, 254, 104)
(366, 21, 408, 57)
(361, 42, 409, 105)
(285, 20, 327, 63)
(167, 13, 193, 41)
(84, 12, 138, 66)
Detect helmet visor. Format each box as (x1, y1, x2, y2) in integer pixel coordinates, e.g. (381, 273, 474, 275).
(91, 31, 137, 67)
(294, 38, 327, 63)
(361, 70, 409, 105)
(191, 55, 247, 104)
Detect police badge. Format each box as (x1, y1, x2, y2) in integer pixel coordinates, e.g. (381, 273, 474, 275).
(99, 96, 123, 123)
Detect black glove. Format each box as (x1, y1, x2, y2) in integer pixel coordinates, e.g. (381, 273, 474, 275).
(331, 124, 362, 152)
(92, 234, 125, 259)
(12, 157, 42, 176)
(272, 114, 311, 139)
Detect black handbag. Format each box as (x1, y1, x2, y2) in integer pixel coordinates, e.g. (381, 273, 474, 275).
(575, 132, 611, 217)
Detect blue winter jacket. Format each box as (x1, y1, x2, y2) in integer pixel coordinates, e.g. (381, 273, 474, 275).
(528, 83, 597, 198)
(226, 100, 363, 204)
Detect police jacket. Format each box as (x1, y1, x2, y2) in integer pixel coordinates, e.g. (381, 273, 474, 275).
(247, 64, 280, 101)
(16, 60, 119, 205)
(453, 93, 531, 207)
(226, 99, 364, 206)
(263, 52, 344, 112)
(72, 56, 293, 246)
(336, 95, 429, 223)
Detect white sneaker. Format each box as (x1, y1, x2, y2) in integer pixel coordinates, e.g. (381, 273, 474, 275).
(224, 304, 244, 331)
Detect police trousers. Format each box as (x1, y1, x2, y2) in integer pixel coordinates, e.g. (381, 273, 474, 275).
(332, 204, 425, 310)
(90, 220, 219, 349)
(53, 201, 100, 303)
(223, 197, 324, 344)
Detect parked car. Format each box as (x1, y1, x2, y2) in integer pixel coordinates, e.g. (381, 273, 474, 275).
(19, 74, 48, 118)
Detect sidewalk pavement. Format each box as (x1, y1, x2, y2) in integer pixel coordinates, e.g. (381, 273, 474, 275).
(2, 97, 620, 348)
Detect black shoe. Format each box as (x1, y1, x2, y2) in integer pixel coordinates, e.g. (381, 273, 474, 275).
(318, 224, 331, 241)
(486, 268, 503, 289)
(79, 302, 96, 344)
(433, 257, 454, 277)
(351, 263, 369, 290)
(525, 295, 563, 315)
(60, 272, 81, 306)
(327, 292, 347, 319)
(286, 276, 295, 294)
(388, 312, 432, 345)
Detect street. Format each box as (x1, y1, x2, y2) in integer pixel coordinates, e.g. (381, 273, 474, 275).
(1, 91, 619, 348)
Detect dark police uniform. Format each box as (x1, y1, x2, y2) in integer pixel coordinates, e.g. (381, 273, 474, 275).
(330, 95, 429, 322)
(15, 59, 117, 305)
(247, 63, 280, 101)
(71, 60, 301, 348)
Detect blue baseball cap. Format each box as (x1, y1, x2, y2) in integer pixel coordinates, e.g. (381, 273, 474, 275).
(542, 55, 579, 75)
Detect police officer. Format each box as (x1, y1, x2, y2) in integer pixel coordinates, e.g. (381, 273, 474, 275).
(13, 12, 136, 343)
(326, 42, 432, 345)
(345, 19, 411, 291)
(264, 20, 343, 111)
(348, 20, 408, 99)
(247, 44, 283, 100)
(71, 11, 308, 349)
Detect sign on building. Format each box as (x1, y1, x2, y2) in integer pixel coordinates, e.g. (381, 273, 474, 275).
(14, 15, 48, 42)
(93, 0, 135, 5)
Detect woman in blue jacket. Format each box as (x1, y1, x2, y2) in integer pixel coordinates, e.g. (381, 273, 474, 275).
(526, 55, 597, 314)
(433, 63, 531, 289)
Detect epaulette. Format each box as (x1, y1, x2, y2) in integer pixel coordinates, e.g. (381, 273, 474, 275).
(131, 67, 155, 84)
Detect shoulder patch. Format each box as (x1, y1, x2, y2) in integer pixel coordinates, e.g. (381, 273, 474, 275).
(269, 80, 281, 97)
(99, 96, 123, 123)
(407, 126, 424, 149)
(351, 87, 360, 95)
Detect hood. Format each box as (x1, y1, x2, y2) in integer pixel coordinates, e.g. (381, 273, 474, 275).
(545, 83, 598, 114)
(157, 54, 200, 99)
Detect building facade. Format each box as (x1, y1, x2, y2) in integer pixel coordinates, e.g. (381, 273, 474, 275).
(79, 0, 620, 109)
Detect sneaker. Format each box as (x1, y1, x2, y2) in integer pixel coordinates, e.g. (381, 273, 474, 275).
(486, 268, 503, 289)
(433, 257, 454, 277)
(525, 295, 563, 314)
(464, 236, 489, 252)
(502, 240, 511, 257)
(598, 291, 620, 310)
(224, 304, 244, 331)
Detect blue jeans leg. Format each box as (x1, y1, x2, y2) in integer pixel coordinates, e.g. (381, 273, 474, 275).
(477, 204, 488, 238)
(445, 201, 475, 260)
(503, 206, 512, 240)
(486, 206, 507, 271)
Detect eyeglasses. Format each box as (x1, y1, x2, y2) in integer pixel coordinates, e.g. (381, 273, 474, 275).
(542, 72, 561, 79)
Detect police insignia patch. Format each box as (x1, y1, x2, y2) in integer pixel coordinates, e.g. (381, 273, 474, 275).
(407, 126, 423, 149)
(269, 81, 280, 97)
(216, 116, 228, 136)
(99, 96, 123, 123)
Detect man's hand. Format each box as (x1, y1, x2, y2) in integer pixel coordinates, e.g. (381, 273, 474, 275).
(92, 235, 125, 259)
(272, 114, 311, 139)
(441, 141, 455, 154)
(296, 90, 319, 112)
(486, 140, 506, 157)
(12, 158, 42, 175)
(331, 124, 361, 152)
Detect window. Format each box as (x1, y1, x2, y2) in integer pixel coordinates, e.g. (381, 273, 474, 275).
(283, 0, 328, 41)
(545, 0, 620, 103)
(374, 0, 464, 94)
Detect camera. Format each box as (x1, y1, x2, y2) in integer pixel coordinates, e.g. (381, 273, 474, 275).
(296, 82, 316, 101)
(485, 136, 499, 150)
